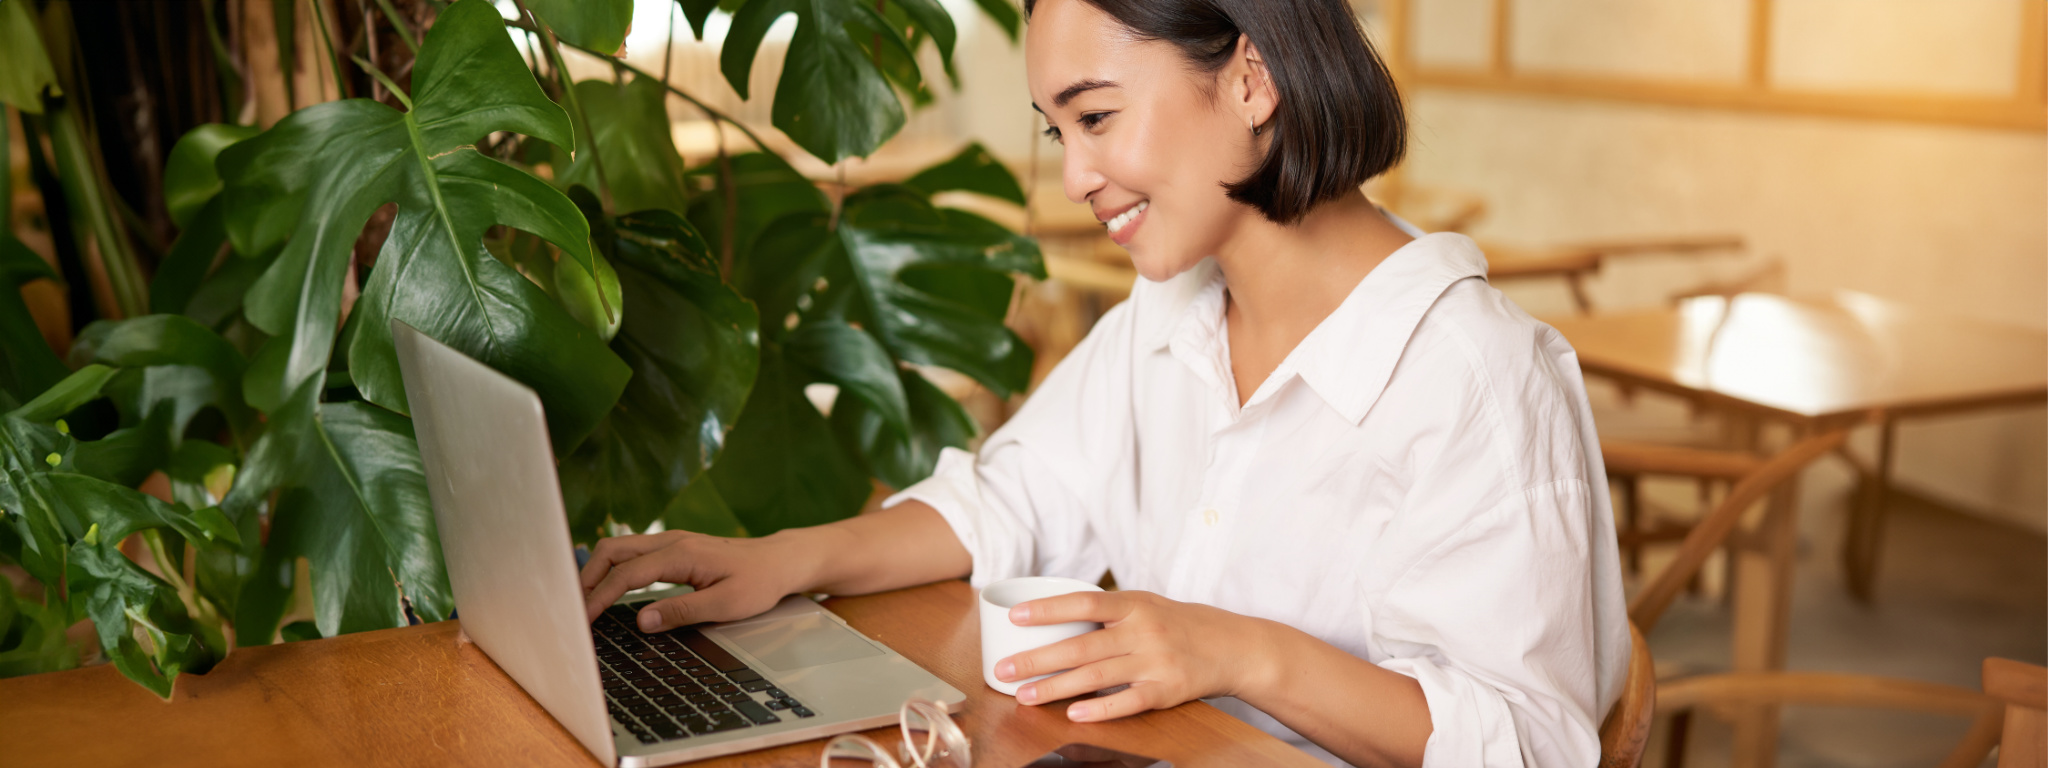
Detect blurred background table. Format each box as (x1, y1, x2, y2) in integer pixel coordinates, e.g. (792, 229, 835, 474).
(1548, 291, 2048, 767)
(0, 580, 1320, 768)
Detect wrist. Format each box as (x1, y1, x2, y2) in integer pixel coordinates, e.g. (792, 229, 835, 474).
(765, 524, 845, 595)
(1230, 615, 1299, 703)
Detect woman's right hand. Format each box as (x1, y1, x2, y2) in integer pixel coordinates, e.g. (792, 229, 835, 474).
(579, 530, 810, 632)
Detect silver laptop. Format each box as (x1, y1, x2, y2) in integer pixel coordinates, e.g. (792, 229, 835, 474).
(393, 321, 965, 767)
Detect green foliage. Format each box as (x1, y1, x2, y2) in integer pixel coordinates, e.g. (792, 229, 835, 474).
(0, 0, 1036, 698)
(0, 0, 61, 113)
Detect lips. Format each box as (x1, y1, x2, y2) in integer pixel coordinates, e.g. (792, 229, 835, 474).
(1103, 200, 1148, 245)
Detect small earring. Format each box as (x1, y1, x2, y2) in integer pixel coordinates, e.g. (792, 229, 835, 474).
(1249, 117, 1259, 136)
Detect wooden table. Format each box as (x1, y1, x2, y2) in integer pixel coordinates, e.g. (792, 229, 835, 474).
(0, 580, 1322, 768)
(1482, 234, 1745, 313)
(1547, 291, 2048, 767)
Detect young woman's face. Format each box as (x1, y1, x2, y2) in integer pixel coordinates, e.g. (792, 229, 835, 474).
(1025, 0, 1266, 282)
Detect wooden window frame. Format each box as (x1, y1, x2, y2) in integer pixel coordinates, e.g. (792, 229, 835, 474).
(1377, 0, 2047, 131)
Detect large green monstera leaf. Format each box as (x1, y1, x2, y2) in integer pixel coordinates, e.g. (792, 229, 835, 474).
(704, 143, 1043, 527)
(217, 0, 627, 453)
(721, 0, 957, 163)
(558, 194, 760, 540)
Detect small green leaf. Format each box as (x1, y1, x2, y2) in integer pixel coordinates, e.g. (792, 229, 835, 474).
(721, 0, 922, 162)
(903, 142, 1026, 206)
(0, 0, 61, 113)
(163, 123, 262, 230)
(969, 0, 1022, 42)
(9, 364, 117, 422)
(524, 0, 634, 56)
(43, 452, 58, 468)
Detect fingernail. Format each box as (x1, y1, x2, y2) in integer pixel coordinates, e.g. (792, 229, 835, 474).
(1010, 605, 1030, 623)
(995, 659, 1015, 681)
(639, 610, 661, 632)
(1017, 685, 1037, 704)
(1069, 702, 1095, 721)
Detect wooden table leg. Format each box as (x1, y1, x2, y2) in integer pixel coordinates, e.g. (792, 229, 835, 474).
(1728, 433, 1804, 768)
(1844, 419, 1896, 602)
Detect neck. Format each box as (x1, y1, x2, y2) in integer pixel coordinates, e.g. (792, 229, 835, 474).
(1213, 190, 1413, 348)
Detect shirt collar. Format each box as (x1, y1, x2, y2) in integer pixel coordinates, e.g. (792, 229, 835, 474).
(1142, 232, 1491, 424)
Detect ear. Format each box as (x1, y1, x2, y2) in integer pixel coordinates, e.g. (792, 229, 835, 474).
(1225, 36, 1279, 132)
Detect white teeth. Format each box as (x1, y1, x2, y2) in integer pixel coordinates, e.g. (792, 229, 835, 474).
(1107, 200, 1148, 235)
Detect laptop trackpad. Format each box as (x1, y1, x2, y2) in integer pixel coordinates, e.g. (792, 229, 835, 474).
(718, 613, 885, 671)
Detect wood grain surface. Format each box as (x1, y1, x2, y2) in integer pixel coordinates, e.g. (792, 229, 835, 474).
(0, 580, 1325, 768)
(1545, 292, 2048, 424)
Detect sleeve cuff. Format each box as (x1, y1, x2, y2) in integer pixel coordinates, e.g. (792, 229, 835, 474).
(1379, 656, 1527, 768)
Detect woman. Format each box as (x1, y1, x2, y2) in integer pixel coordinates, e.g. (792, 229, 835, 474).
(579, 0, 1627, 765)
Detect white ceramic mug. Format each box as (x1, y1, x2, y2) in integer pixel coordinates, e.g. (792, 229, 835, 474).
(979, 576, 1104, 696)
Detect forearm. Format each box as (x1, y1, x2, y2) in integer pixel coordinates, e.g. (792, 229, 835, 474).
(777, 500, 972, 596)
(1238, 619, 1433, 768)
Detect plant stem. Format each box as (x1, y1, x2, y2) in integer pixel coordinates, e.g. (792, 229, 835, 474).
(513, 0, 614, 214)
(502, 18, 772, 153)
(44, 106, 148, 319)
(371, 0, 421, 55)
(306, 0, 352, 101)
(351, 54, 413, 110)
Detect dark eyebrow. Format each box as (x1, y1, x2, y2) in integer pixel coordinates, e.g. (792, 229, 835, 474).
(1033, 79, 1120, 113)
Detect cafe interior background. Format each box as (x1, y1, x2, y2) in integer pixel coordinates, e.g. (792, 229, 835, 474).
(4, 0, 2044, 766)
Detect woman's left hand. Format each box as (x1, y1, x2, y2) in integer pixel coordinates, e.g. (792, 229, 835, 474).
(994, 590, 1275, 722)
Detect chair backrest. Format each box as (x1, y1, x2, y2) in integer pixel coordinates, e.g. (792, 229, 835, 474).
(1625, 429, 1848, 633)
(1986, 657, 2047, 768)
(1598, 621, 1657, 768)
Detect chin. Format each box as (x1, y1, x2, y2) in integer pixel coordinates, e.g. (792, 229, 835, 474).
(1128, 246, 1206, 285)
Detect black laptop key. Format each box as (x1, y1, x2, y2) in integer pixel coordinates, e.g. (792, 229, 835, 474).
(648, 717, 687, 739)
(722, 691, 752, 704)
(603, 605, 637, 623)
(668, 679, 705, 695)
(705, 715, 749, 734)
(686, 692, 720, 706)
(739, 679, 774, 693)
(791, 706, 816, 718)
(708, 683, 740, 696)
(687, 666, 720, 678)
(679, 715, 715, 735)
(764, 699, 789, 710)
(725, 669, 764, 684)
(650, 692, 680, 704)
(765, 688, 787, 698)
(674, 629, 749, 673)
(733, 700, 779, 725)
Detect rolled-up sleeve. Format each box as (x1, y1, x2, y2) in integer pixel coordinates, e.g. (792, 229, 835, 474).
(1371, 478, 1616, 768)
(882, 301, 1140, 588)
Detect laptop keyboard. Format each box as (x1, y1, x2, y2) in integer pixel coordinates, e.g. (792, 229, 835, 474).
(593, 605, 817, 745)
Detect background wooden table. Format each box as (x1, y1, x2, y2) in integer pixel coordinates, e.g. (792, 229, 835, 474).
(1547, 291, 2048, 768)
(0, 580, 1323, 768)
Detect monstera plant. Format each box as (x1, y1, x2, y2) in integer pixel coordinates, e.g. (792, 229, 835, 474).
(0, 0, 1038, 696)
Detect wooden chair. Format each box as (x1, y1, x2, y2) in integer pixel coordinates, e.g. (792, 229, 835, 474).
(1615, 428, 2026, 767)
(1600, 621, 1658, 768)
(1984, 658, 2046, 768)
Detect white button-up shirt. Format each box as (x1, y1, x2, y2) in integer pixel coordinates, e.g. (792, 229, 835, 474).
(886, 232, 1628, 767)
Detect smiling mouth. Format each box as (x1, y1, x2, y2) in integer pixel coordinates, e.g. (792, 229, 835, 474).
(1105, 200, 1148, 236)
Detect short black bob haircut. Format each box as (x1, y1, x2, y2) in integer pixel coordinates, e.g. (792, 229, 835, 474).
(1024, 0, 1406, 225)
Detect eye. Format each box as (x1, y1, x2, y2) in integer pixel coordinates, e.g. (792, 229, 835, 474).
(1041, 124, 1063, 145)
(1078, 112, 1111, 130)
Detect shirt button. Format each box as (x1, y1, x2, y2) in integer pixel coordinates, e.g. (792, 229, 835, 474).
(1203, 509, 1219, 526)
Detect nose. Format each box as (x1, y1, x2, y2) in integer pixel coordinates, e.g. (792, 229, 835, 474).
(1059, 137, 1105, 206)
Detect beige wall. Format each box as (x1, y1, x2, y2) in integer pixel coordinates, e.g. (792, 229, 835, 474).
(1404, 90, 2047, 531)
(1397, 0, 2047, 530)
